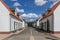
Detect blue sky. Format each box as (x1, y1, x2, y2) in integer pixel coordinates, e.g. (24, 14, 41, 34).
(4, 0, 58, 22)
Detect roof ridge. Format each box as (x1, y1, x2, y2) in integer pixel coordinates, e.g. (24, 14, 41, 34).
(0, 0, 23, 22)
(51, 1, 60, 11)
(39, 1, 60, 21)
(0, 0, 14, 14)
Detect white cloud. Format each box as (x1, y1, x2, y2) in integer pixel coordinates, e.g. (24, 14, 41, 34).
(21, 13, 27, 18)
(39, 14, 42, 17)
(48, 0, 58, 2)
(38, 14, 42, 20)
(16, 7, 24, 12)
(27, 13, 38, 18)
(39, 14, 42, 18)
(14, 2, 21, 7)
(11, 0, 17, 1)
(30, 19, 34, 21)
(21, 13, 38, 18)
(35, 0, 47, 6)
(35, 0, 59, 6)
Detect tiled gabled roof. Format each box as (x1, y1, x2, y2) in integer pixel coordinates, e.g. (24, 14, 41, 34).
(47, 1, 60, 17)
(0, 0, 23, 22)
(40, 1, 60, 21)
(0, 0, 14, 15)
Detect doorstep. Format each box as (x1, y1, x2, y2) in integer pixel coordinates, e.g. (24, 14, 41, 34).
(1, 28, 25, 40)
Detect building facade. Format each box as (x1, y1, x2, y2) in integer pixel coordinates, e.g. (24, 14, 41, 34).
(0, 0, 25, 33)
(39, 1, 60, 34)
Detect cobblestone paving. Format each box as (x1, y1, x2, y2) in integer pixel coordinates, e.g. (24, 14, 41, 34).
(4, 27, 60, 40)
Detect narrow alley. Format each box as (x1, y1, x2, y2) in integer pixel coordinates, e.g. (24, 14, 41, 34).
(4, 27, 60, 40)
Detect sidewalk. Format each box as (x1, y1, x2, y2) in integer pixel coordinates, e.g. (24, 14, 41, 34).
(0, 28, 24, 40)
(0, 33, 13, 40)
(51, 34, 60, 39)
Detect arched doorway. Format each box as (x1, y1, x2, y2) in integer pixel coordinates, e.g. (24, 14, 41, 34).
(47, 19, 50, 32)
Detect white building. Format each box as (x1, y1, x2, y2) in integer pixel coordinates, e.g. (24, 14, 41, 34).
(0, 0, 25, 33)
(39, 1, 60, 34)
(37, 19, 40, 27)
(36, 18, 41, 29)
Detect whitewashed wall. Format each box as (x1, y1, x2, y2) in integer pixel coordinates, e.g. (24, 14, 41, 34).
(42, 18, 47, 31)
(54, 4, 60, 31)
(0, 1, 24, 32)
(37, 20, 39, 26)
(22, 21, 25, 27)
(10, 15, 23, 31)
(39, 20, 44, 29)
(39, 21, 42, 29)
(39, 15, 53, 31)
(19, 16, 25, 28)
(47, 15, 54, 31)
(0, 2, 10, 32)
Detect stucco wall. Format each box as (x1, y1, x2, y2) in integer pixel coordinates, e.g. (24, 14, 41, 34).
(42, 18, 47, 31)
(10, 15, 23, 31)
(39, 15, 53, 31)
(22, 21, 25, 27)
(39, 21, 42, 29)
(54, 4, 60, 31)
(37, 20, 40, 26)
(47, 15, 54, 31)
(0, 2, 10, 32)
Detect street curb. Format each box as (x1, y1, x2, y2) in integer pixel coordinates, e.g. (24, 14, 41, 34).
(3, 28, 25, 40)
(49, 34, 60, 39)
(2, 33, 14, 40)
(14, 28, 25, 35)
